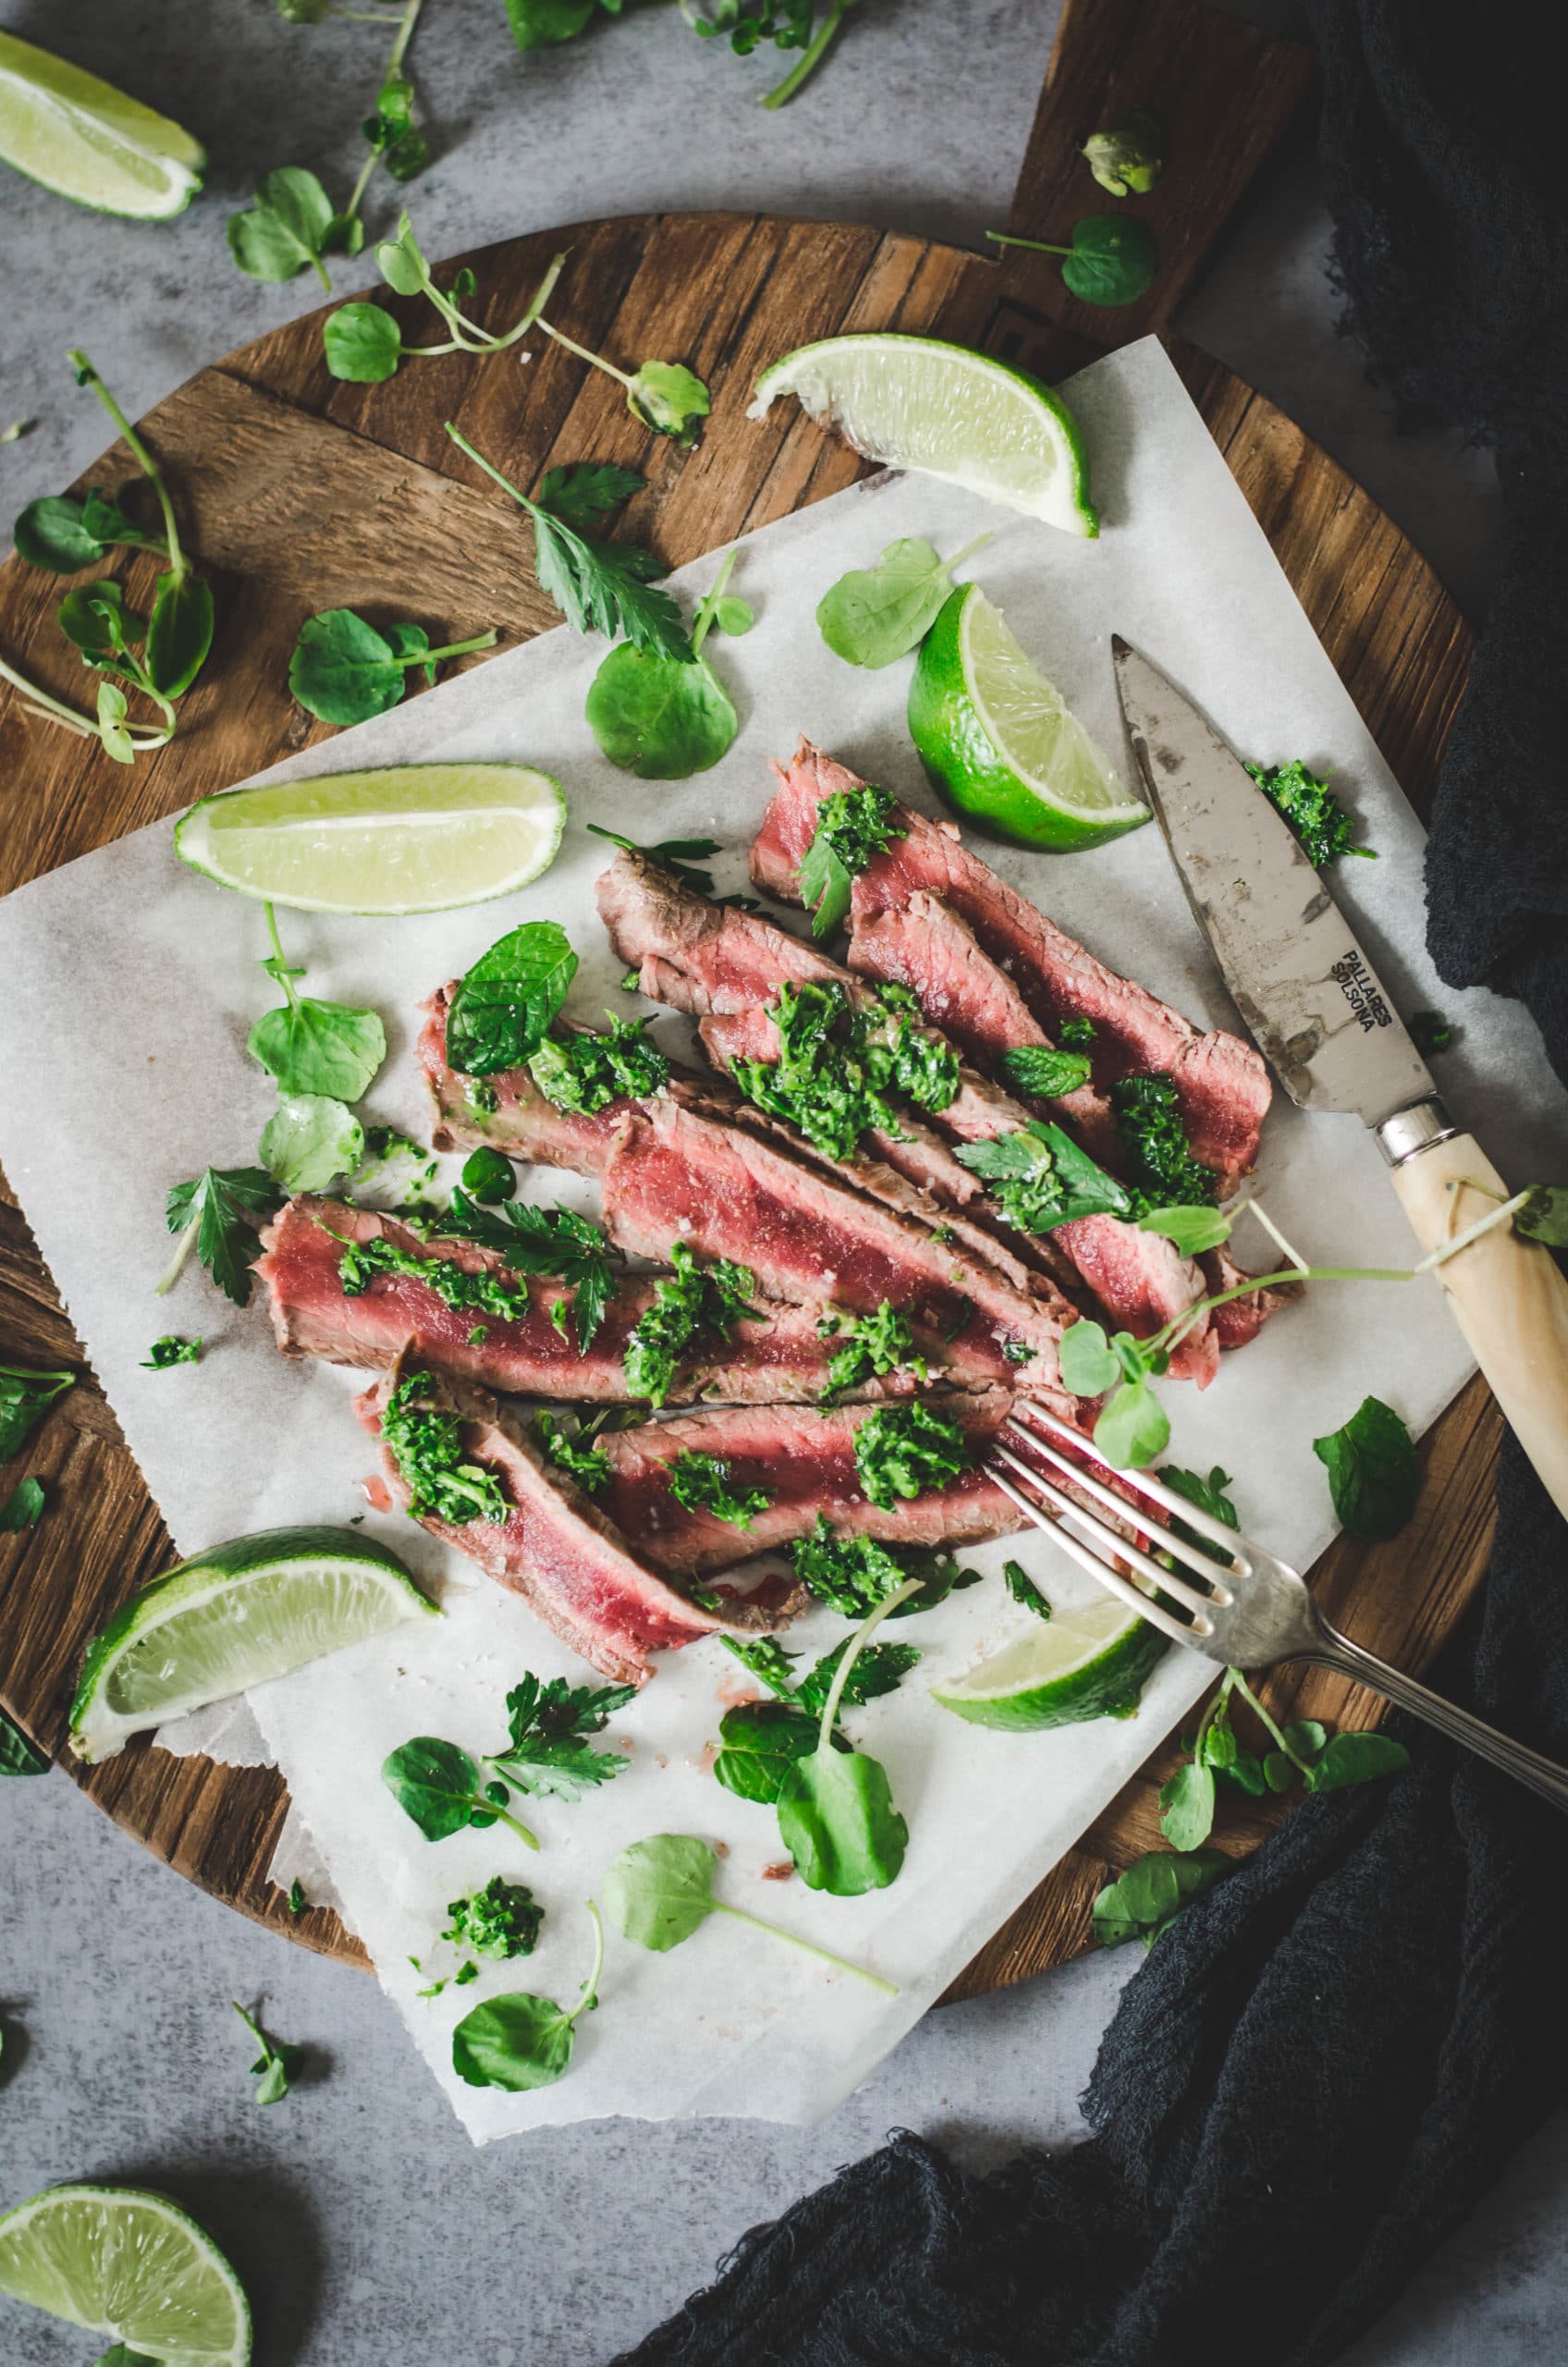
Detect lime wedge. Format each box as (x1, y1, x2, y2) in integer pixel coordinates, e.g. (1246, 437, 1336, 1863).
(932, 1596, 1167, 1731)
(0, 2184, 250, 2365)
(0, 31, 204, 220)
(909, 583, 1147, 851)
(175, 763, 568, 914)
(69, 1525, 435, 1763)
(750, 332, 1097, 536)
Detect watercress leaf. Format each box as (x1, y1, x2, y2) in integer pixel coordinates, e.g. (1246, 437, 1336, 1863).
(1, 1704, 50, 1780)
(1218, 1750, 1268, 1797)
(1091, 1847, 1230, 1949)
(711, 594, 753, 635)
(1305, 1730, 1412, 1792)
(58, 579, 133, 656)
(1158, 1758, 1217, 1850)
(377, 217, 427, 293)
(1, 1477, 45, 1532)
(94, 677, 134, 764)
(452, 1991, 576, 2090)
(584, 641, 737, 779)
(0, 1366, 76, 1463)
(1137, 1204, 1233, 1255)
(446, 920, 578, 1076)
(80, 487, 164, 552)
(713, 1701, 826, 1804)
(227, 167, 336, 283)
(288, 607, 409, 724)
(1515, 1184, 1568, 1246)
(145, 570, 214, 699)
(141, 1335, 201, 1370)
(13, 496, 107, 572)
(504, 0, 596, 48)
(998, 1043, 1094, 1100)
(324, 301, 405, 384)
(1281, 1718, 1328, 1762)
(1081, 110, 1164, 197)
(1059, 1319, 1120, 1396)
(777, 1743, 908, 1895)
(1312, 1395, 1418, 1540)
(383, 126, 429, 181)
(601, 1832, 717, 1946)
(1094, 1379, 1170, 1468)
(815, 537, 959, 669)
(382, 1735, 494, 1841)
(1263, 1751, 1295, 1792)
(628, 360, 711, 445)
(535, 461, 644, 533)
(259, 1091, 365, 1193)
(461, 1146, 518, 1204)
(1060, 215, 1158, 308)
(248, 995, 386, 1101)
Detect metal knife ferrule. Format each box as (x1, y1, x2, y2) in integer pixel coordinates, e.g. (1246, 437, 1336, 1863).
(1374, 1098, 1456, 1169)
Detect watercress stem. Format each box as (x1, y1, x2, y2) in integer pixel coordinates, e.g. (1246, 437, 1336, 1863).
(534, 318, 636, 390)
(1157, 1262, 1415, 1359)
(564, 1898, 605, 2023)
(711, 1900, 899, 1995)
(940, 531, 994, 579)
(815, 1574, 925, 1750)
(1228, 1667, 1315, 1776)
(1414, 1188, 1531, 1273)
(263, 902, 300, 1013)
(691, 546, 738, 660)
(402, 629, 499, 668)
(67, 350, 184, 578)
(385, 0, 423, 78)
(986, 231, 1072, 259)
(445, 423, 533, 511)
(1243, 1197, 1310, 1274)
(762, 0, 849, 108)
(485, 1797, 542, 1850)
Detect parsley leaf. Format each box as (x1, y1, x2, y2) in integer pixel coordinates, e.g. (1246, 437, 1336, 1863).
(487, 1673, 635, 1799)
(1, 1704, 49, 1774)
(955, 1120, 1132, 1233)
(585, 822, 724, 898)
(729, 979, 958, 1162)
(1409, 1010, 1453, 1059)
(1, 1477, 45, 1533)
(790, 1518, 979, 1616)
(447, 424, 692, 657)
(535, 461, 645, 531)
(664, 1451, 773, 1530)
(1245, 757, 1375, 869)
(795, 1636, 919, 1716)
(1060, 1017, 1096, 1048)
(159, 1167, 280, 1306)
(141, 1335, 201, 1370)
(798, 784, 904, 938)
(0, 1363, 75, 1461)
(439, 1193, 618, 1355)
(1003, 1558, 1051, 1616)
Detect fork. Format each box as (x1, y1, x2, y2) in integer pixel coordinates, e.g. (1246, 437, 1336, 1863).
(988, 1398, 1568, 1813)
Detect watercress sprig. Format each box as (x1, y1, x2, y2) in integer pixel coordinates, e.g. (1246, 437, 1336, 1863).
(451, 1901, 603, 2091)
(775, 1574, 918, 1894)
(681, 0, 861, 109)
(1158, 1664, 1412, 1854)
(585, 547, 752, 777)
(383, 1733, 542, 1850)
(605, 1832, 896, 1991)
(816, 533, 991, 669)
(987, 217, 1158, 308)
(288, 607, 498, 726)
(231, 2001, 301, 2105)
(325, 225, 564, 381)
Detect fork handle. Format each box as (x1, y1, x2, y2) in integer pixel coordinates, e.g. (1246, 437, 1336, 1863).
(1310, 1623, 1568, 1813)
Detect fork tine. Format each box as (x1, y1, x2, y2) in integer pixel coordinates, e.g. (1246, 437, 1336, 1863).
(984, 1460, 1205, 1651)
(990, 1441, 1219, 1630)
(1002, 1417, 1243, 1590)
(1011, 1396, 1251, 1560)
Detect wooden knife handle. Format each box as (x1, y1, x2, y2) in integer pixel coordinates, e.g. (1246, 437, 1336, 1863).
(1390, 1132, 1568, 1524)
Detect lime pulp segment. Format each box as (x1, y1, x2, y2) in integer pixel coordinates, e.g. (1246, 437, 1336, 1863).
(750, 332, 1098, 536)
(0, 2184, 251, 2365)
(174, 763, 568, 914)
(0, 30, 204, 219)
(69, 1525, 436, 1762)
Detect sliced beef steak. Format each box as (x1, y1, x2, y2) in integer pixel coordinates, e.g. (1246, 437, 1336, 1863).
(258, 1196, 926, 1404)
(358, 1362, 803, 1685)
(422, 983, 1080, 1395)
(753, 739, 1271, 1191)
(598, 1392, 1025, 1574)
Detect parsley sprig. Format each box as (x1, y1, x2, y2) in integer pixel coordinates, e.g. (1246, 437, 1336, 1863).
(158, 1168, 281, 1306)
(438, 1192, 619, 1354)
(484, 1674, 636, 1801)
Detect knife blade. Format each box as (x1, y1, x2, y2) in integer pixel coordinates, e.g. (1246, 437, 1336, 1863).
(1112, 634, 1568, 1527)
(1111, 637, 1433, 1130)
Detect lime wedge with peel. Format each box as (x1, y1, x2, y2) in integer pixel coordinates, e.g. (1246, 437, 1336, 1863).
(910, 583, 1147, 851)
(69, 1525, 435, 1763)
(750, 332, 1098, 536)
(932, 1596, 1167, 1731)
(0, 30, 204, 219)
(0, 2184, 251, 2365)
(175, 763, 568, 914)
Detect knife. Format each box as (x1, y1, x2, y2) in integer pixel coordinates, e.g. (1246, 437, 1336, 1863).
(1112, 637, 1568, 1522)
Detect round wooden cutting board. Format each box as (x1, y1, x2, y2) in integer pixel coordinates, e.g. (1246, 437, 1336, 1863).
(0, 0, 1496, 1995)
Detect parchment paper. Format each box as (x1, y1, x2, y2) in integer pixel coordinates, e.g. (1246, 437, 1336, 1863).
(4, 339, 1564, 2140)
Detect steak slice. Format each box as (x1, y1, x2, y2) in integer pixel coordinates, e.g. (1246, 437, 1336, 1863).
(752, 739, 1271, 1190)
(422, 983, 1080, 1396)
(597, 1392, 1025, 1574)
(257, 1196, 929, 1404)
(357, 1360, 804, 1686)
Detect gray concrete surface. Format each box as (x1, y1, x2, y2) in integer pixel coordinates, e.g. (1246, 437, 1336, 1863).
(3, 2, 1560, 2361)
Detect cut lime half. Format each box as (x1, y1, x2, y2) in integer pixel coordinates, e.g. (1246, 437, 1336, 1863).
(0, 2184, 250, 2366)
(0, 31, 204, 219)
(69, 1524, 436, 1762)
(910, 583, 1147, 851)
(175, 763, 568, 914)
(750, 332, 1097, 536)
(932, 1596, 1167, 1732)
